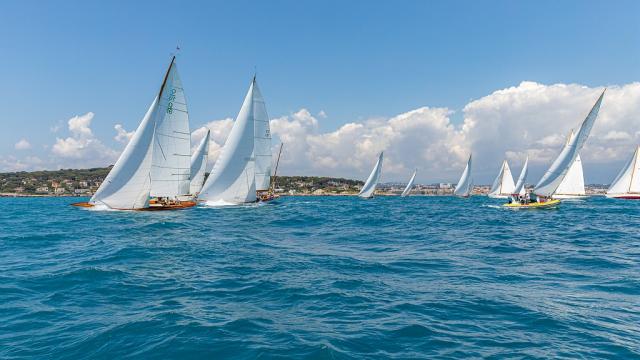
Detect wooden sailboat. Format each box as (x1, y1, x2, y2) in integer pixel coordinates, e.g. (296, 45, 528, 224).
(606, 145, 640, 199)
(401, 169, 417, 197)
(72, 56, 195, 211)
(504, 91, 605, 209)
(553, 130, 587, 199)
(488, 160, 516, 198)
(358, 152, 384, 199)
(454, 154, 473, 197)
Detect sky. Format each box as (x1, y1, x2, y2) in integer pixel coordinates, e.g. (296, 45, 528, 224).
(1, 0, 639, 184)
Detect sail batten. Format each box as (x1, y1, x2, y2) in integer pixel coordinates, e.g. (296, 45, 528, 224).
(359, 152, 384, 198)
(534, 91, 604, 197)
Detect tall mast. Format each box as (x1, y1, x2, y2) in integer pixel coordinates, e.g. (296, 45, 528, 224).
(270, 143, 284, 193)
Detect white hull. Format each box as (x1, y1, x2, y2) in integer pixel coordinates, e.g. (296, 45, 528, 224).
(605, 193, 640, 199)
(487, 194, 509, 199)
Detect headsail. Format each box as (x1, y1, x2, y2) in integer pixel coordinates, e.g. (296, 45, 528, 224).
(401, 169, 417, 197)
(189, 129, 210, 195)
(358, 152, 384, 198)
(513, 156, 529, 196)
(149, 58, 192, 197)
(553, 131, 586, 198)
(253, 79, 272, 191)
(534, 91, 605, 197)
(606, 145, 640, 197)
(488, 160, 516, 198)
(199, 78, 258, 204)
(454, 154, 473, 197)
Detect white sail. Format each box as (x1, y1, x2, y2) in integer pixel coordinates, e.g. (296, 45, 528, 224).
(513, 157, 529, 196)
(552, 130, 586, 198)
(358, 152, 384, 198)
(90, 97, 158, 209)
(488, 160, 516, 198)
(253, 80, 272, 191)
(189, 129, 210, 195)
(454, 154, 473, 197)
(534, 91, 605, 197)
(606, 145, 640, 198)
(199, 78, 258, 204)
(149, 59, 191, 197)
(401, 169, 417, 197)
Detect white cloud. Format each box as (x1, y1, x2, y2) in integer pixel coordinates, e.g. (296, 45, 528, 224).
(51, 112, 119, 167)
(114, 124, 134, 143)
(14, 139, 32, 150)
(190, 119, 235, 167)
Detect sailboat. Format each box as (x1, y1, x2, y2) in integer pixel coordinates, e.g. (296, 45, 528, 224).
(488, 160, 516, 198)
(401, 169, 417, 197)
(504, 90, 605, 209)
(606, 145, 640, 199)
(189, 129, 211, 196)
(453, 154, 473, 197)
(553, 130, 587, 199)
(72, 56, 195, 210)
(198, 76, 262, 205)
(358, 152, 384, 198)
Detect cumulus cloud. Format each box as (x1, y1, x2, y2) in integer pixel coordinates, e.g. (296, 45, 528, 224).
(114, 124, 134, 143)
(51, 112, 119, 167)
(190, 118, 235, 167)
(14, 139, 32, 150)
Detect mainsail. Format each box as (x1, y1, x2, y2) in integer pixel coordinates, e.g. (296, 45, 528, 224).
(189, 129, 210, 195)
(534, 91, 605, 197)
(488, 160, 516, 198)
(358, 152, 384, 198)
(606, 145, 640, 198)
(199, 78, 258, 204)
(553, 131, 586, 198)
(454, 154, 473, 197)
(513, 157, 529, 196)
(253, 79, 272, 191)
(149, 59, 192, 197)
(401, 169, 417, 197)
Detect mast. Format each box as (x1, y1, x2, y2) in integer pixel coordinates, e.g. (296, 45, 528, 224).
(270, 143, 284, 194)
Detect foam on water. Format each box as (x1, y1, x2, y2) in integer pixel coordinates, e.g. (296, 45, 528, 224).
(1, 195, 639, 358)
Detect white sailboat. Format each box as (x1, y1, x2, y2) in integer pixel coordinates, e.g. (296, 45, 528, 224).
(74, 56, 195, 211)
(606, 145, 640, 199)
(358, 152, 384, 198)
(512, 156, 529, 197)
(189, 129, 211, 196)
(506, 90, 605, 208)
(488, 160, 516, 198)
(401, 169, 417, 197)
(454, 154, 473, 197)
(553, 131, 586, 199)
(198, 77, 261, 205)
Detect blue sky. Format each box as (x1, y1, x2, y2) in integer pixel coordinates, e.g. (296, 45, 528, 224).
(1, 1, 639, 182)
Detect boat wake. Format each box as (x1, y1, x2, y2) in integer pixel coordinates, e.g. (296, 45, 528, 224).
(200, 200, 264, 208)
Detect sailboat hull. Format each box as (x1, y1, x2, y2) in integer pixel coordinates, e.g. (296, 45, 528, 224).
(71, 200, 196, 211)
(503, 199, 561, 209)
(606, 194, 640, 199)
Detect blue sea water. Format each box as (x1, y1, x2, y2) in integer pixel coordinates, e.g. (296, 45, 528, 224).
(0, 195, 639, 359)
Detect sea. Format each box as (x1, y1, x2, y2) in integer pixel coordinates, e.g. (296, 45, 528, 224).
(1, 195, 639, 359)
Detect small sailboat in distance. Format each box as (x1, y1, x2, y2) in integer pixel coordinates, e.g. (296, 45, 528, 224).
(504, 90, 605, 209)
(454, 154, 473, 197)
(488, 160, 516, 198)
(198, 76, 261, 205)
(358, 152, 384, 198)
(189, 129, 210, 196)
(606, 145, 640, 199)
(401, 169, 417, 197)
(72, 56, 195, 211)
(553, 130, 587, 199)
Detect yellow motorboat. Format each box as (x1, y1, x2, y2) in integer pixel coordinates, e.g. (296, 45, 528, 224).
(503, 199, 560, 209)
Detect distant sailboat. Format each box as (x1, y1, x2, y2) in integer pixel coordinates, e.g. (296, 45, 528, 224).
(606, 145, 640, 199)
(401, 169, 417, 197)
(198, 76, 261, 205)
(488, 160, 516, 198)
(505, 90, 604, 208)
(553, 130, 586, 199)
(358, 152, 384, 198)
(454, 154, 473, 197)
(512, 156, 529, 197)
(72, 56, 195, 210)
(189, 129, 210, 196)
